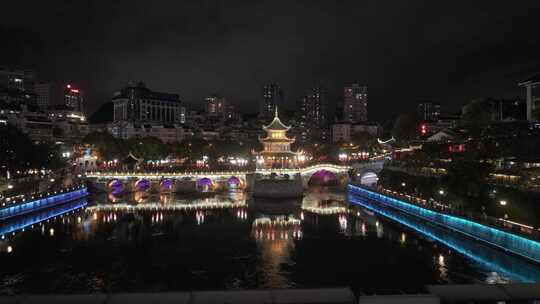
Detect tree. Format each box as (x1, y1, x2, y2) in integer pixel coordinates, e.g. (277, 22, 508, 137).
(82, 131, 127, 160)
(171, 138, 208, 162)
(0, 125, 65, 177)
(350, 131, 377, 151)
(392, 114, 418, 143)
(460, 99, 491, 135)
(443, 157, 492, 198)
(126, 137, 169, 161)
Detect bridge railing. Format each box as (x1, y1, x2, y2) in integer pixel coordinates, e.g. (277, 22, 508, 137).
(85, 163, 355, 178)
(85, 171, 250, 178)
(1, 184, 86, 207)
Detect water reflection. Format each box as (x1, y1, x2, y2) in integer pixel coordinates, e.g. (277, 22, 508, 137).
(0, 188, 539, 295)
(252, 213, 302, 288)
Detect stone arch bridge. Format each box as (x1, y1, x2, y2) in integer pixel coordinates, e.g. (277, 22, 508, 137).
(85, 162, 384, 193)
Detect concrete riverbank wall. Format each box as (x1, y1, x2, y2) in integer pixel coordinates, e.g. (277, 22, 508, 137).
(348, 184, 540, 263)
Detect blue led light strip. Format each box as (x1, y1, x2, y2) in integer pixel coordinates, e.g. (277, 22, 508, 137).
(0, 188, 88, 220)
(348, 192, 540, 282)
(348, 185, 540, 263)
(0, 199, 88, 236)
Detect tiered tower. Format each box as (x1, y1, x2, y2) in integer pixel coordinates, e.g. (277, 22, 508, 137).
(255, 108, 300, 170)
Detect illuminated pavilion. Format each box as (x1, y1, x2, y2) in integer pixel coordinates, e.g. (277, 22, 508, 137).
(255, 108, 301, 169)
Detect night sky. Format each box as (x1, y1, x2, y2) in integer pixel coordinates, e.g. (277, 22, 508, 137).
(2, 1, 540, 121)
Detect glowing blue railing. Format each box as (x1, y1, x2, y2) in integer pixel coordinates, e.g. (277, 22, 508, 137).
(347, 191, 540, 282)
(0, 199, 88, 236)
(348, 184, 540, 263)
(0, 188, 88, 220)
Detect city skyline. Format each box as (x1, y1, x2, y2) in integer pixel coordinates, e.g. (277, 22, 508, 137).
(2, 2, 540, 301)
(2, 1, 540, 120)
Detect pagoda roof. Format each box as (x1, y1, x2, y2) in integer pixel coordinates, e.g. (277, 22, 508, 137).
(253, 151, 299, 156)
(259, 137, 295, 143)
(519, 73, 540, 85)
(263, 107, 291, 131)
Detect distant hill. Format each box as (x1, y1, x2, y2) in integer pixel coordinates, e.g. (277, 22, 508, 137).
(89, 102, 113, 124)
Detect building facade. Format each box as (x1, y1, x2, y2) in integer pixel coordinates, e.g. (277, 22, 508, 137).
(304, 85, 328, 128)
(260, 82, 284, 120)
(0, 66, 36, 107)
(296, 85, 329, 143)
(343, 84, 368, 123)
(64, 84, 84, 112)
(47, 105, 89, 142)
(418, 102, 441, 121)
(518, 74, 540, 122)
(107, 121, 188, 143)
(205, 95, 235, 119)
(35, 82, 85, 112)
(112, 82, 184, 124)
(34, 82, 54, 110)
(0, 66, 35, 93)
(332, 122, 379, 143)
(6, 112, 53, 143)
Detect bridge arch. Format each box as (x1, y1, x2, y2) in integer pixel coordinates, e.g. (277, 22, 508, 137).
(227, 176, 242, 189)
(197, 177, 214, 192)
(307, 169, 339, 186)
(107, 179, 123, 188)
(160, 179, 174, 191)
(107, 179, 123, 194)
(134, 179, 151, 192)
(357, 171, 379, 186)
(352, 161, 385, 186)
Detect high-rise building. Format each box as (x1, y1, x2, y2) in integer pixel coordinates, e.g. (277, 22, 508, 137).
(343, 84, 368, 123)
(0, 66, 35, 92)
(112, 82, 183, 124)
(519, 74, 540, 122)
(418, 102, 441, 121)
(305, 85, 327, 128)
(296, 85, 329, 143)
(205, 95, 229, 118)
(64, 84, 84, 112)
(0, 66, 36, 106)
(34, 82, 85, 112)
(260, 82, 284, 120)
(34, 82, 53, 110)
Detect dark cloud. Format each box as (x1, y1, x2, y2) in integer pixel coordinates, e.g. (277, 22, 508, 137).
(2, 0, 540, 120)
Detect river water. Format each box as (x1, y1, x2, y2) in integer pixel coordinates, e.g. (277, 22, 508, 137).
(1, 187, 539, 295)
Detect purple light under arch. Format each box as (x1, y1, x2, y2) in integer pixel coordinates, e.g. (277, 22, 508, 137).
(197, 178, 213, 187)
(135, 179, 151, 191)
(309, 170, 338, 185)
(228, 176, 241, 185)
(160, 179, 174, 190)
(108, 179, 123, 189)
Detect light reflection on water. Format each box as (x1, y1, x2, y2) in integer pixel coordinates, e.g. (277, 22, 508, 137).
(0, 187, 537, 295)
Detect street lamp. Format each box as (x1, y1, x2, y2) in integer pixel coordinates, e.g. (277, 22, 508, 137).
(401, 182, 406, 187)
(439, 189, 445, 195)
